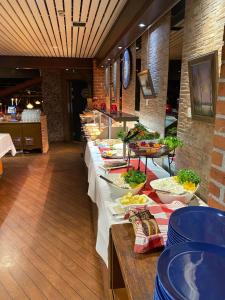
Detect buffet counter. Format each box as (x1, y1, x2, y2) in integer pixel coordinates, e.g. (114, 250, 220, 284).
(84, 142, 206, 266)
(0, 115, 49, 153)
(109, 223, 161, 300)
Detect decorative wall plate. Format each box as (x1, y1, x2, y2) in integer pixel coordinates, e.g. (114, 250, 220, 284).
(122, 49, 131, 89)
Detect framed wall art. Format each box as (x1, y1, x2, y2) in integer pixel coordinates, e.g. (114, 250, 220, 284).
(188, 51, 217, 122)
(138, 69, 156, 99)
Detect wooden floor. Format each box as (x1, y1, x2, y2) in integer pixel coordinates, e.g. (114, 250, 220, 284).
(0, 143, 104, 300)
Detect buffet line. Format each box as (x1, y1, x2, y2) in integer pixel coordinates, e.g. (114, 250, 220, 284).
(82, 110, 206, 262)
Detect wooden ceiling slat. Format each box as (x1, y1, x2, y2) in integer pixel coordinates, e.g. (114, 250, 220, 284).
(18, 0, 52, 56)
(0, 1, 39, 56)
(71, 0, 81, 57)
(79, 0, 100, 58)
(35, 0, 60, 56)
(0, 0, 45, 56)
(44, 0, 64, 57)
(0, 0, 127, 57)
(54, 0, 68, 57)
(75, 0, 91, 57)
(27, 0, 56, 57)
(87, 0, 118, 57)
(90, 0, 126, 57)
(0, 31, 29, 56)
(0, 25, 31, 55)
(83, 0, 109, 57)
(8, 0, 46, 56)
(0, 40, 18, 55)
(64, 0, 72, 57)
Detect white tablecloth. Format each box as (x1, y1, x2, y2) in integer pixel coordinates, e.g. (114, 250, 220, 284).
(0, 134, 16, 158)
(85, 142, 127, 265)
(84, 142, 206, 266)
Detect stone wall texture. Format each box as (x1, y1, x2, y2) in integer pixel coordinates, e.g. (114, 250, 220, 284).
(176, 0, 225, 201)
(41, 69, 64, 142)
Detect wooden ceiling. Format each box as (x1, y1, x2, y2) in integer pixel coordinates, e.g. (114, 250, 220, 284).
(0, 0, 127, 58)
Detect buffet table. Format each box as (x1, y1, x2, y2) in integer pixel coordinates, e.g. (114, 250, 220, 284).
(109, 223, 161, 300)
(84, 141, 206, 266)
(0, 133, 16, 175)
(0, 133, 16, 158)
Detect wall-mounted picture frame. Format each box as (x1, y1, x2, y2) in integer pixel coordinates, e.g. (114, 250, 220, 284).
(138, 69, 156, 99)
(188, 51, 217, 122)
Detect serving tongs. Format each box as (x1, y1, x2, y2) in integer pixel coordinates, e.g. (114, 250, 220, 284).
(153, 187, 186, 195)
(99, 175, 129, 189)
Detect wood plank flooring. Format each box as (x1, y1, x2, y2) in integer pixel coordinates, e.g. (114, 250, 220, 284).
(0, 143, 104, 299)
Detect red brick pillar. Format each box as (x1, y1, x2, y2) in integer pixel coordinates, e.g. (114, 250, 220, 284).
(209, 27, 225, 211)
(93, 60, 105, 107)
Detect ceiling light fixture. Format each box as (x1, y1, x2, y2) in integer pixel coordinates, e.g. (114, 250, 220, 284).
(35, 100, 41, 105)
(26, 103, 34, 109)
(118, 46, 122, 50)
(108, 58, 111, 61)
(139, 23, 146, 28)
(65, 68, 69, 71)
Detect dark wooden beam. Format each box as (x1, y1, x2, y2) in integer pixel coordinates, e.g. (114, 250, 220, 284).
(96, 0, 180, 65)
(0, 56, 93, 69)
(0, 76, 41, 97)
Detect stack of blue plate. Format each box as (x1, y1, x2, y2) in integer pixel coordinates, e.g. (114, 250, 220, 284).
(166, 206, 225, 247)
(154, 242, 225, 300)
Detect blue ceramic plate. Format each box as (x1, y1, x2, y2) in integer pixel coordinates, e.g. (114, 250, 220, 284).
(169, 206, 225, 246)
(157, 242, 225, 300)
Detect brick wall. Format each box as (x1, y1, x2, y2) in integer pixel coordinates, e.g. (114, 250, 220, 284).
(176, 0, 225, 201)
(120, 14, 170, 132)
(139, 14, 170, 136)
(209, 29, 225, 210)
(93, 60, 105, 107)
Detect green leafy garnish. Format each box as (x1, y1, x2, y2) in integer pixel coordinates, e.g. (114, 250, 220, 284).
(177, 169, 201, 185)
(123, 170, 146, 187)
(117, 123, 160, 143)
(159, 136, 183, 150)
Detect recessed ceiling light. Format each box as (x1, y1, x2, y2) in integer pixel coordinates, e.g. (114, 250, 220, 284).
(16, 67, 20, 70)
(65, 68, 69, 71)
(139, 23, 146, 28)
(101, 65, 104, 68)
(108, 58, 111, 61)
(118, 46, 122, 50)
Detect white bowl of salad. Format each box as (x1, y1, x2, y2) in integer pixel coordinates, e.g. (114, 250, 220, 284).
(106, 170, 147, 198)
(150, 169, 200, 204)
